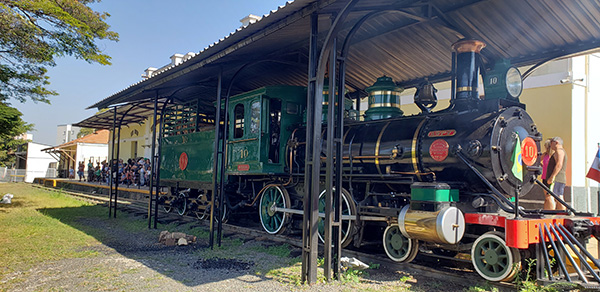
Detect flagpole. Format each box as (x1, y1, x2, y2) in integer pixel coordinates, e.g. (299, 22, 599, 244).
(515, 184, 520, 219)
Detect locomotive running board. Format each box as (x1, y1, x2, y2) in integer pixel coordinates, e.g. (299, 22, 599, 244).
(536, 221, 600, 288)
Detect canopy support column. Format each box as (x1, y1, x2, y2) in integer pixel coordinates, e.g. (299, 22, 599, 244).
(148, 93, 159, 228)
(301, 11, 321, 285)
(210, 69, 224, 248)
(109, 106, 117, 218)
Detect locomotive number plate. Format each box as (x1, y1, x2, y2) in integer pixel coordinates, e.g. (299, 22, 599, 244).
(179, 152, 188, 170)
(521, 137, 538, 166)
(427, 129, 456, 137)
(429, 139, 449, 162)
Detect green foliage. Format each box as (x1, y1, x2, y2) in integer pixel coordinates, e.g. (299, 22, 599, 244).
(465, 284, 499, 292)
(340, 268, 363, 284)
(250, 243, 291, 258)
(77, 127, 96, 138)
(512, 258, 575, 292)
(0, 0, 119, 103)
(0, 102, 33, 166)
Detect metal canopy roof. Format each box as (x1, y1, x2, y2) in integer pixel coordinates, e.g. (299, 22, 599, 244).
(75, 99, 169, 129)
(89, 0, 600, 111)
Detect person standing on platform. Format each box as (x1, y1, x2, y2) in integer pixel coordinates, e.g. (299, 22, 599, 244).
(78, 162, 85, 181)
(87, 160, 94, 182)
(540, 139, 555, 209)
(547, 137, 568, 211)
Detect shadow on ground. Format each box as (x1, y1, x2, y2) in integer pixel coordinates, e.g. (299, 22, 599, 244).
(38, 204, 291, 288)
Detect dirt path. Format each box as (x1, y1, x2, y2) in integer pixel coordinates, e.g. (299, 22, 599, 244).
(1, 201, 487, 292)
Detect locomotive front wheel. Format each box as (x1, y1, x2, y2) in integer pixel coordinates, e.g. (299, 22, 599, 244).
(259, 186, 291, 234)
(383, 225, 419, 263)
(471, 231, 521, 282)
(317, 188, 356, 248)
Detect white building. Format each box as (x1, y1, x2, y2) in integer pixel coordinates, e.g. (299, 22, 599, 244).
(56, 124, 82, 145)
(13, 142, 59, 183)
(44, 130, 109, 178)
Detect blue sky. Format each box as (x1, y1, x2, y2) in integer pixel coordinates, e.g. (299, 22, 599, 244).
(13, 0, 288, 145)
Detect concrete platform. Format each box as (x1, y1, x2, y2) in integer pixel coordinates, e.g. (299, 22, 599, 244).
(32, 178, 160, 201)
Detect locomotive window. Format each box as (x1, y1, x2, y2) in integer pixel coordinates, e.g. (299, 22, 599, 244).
(234, 103, 244, 138)
(286, 102, 299, 115)
(250, 101, 260, 134)
(269, 98, 282, 163)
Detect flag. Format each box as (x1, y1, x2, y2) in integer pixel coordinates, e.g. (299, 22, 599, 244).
(511, 134, 522, 182)
(587, 148, 600, 183)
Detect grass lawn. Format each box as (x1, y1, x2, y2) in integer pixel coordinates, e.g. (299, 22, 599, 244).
(0, 183, 108, 278)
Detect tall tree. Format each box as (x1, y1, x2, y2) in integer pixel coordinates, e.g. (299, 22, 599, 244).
(77, 127, 95, 138)
(0, 0, 119, 103)
(0, 0, 117, 164)
(0, 102, 33, 167)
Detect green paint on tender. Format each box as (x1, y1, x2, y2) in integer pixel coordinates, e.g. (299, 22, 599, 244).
(160, 128, 215, 183)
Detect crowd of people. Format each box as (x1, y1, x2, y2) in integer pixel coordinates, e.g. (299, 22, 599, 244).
(75, 158, 152, 187)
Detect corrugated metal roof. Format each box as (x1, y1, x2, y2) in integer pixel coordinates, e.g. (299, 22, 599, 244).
(76, 100, 170, 130)
(89, 0, 600, 112)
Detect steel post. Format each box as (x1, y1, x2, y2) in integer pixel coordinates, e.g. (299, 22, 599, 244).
(148, 95, 159, 226)
(109, 107, 117, 217)
(324, 36, 337, 281)
(153, 98, 170, 229)
(210, 70, 223, 248)
(302, 12, 319, 284)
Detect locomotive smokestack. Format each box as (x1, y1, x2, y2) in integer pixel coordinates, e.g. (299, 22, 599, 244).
(452, 40, 486, 106)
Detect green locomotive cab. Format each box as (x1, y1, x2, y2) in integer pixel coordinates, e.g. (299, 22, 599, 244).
(226, 86, 306, 175)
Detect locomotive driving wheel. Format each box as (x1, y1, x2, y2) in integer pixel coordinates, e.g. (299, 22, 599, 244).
(175, 192, 187, 216)
(162, 197, 173, 213)
(383, 225, 419, 263)
(471, 231, 521, 282)
(259, 185, 291, 234)
(317, 188, 356, 248)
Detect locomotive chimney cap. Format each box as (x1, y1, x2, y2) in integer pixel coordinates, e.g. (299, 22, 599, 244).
(452, 39, 486, 54)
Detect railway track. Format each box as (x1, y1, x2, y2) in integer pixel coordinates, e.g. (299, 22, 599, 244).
(33, 184, 516, 290)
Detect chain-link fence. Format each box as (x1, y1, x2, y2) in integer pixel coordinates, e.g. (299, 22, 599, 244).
(0, 167, 26, 182)
(0, 167, 57, 182)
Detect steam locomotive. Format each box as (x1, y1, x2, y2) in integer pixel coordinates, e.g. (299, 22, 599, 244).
(158, 40, 600, 284)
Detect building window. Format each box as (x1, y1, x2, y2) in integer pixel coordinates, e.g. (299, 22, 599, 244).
(250, 101, 260, 134)
(234, 104, 244, 138)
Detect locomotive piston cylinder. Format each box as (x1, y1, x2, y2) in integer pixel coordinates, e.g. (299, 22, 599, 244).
(398, 205, 466, 244)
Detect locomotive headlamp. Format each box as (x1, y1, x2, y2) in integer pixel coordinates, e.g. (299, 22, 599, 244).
(505, 67, 523, 98)
(484, 59, 523, 100)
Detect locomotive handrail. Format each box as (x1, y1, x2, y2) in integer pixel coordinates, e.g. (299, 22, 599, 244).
(228, 137, 259, 144)
(535, 179, 576, 214)
(455, 148, 526, 216)
(476, 193, 519, 214)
